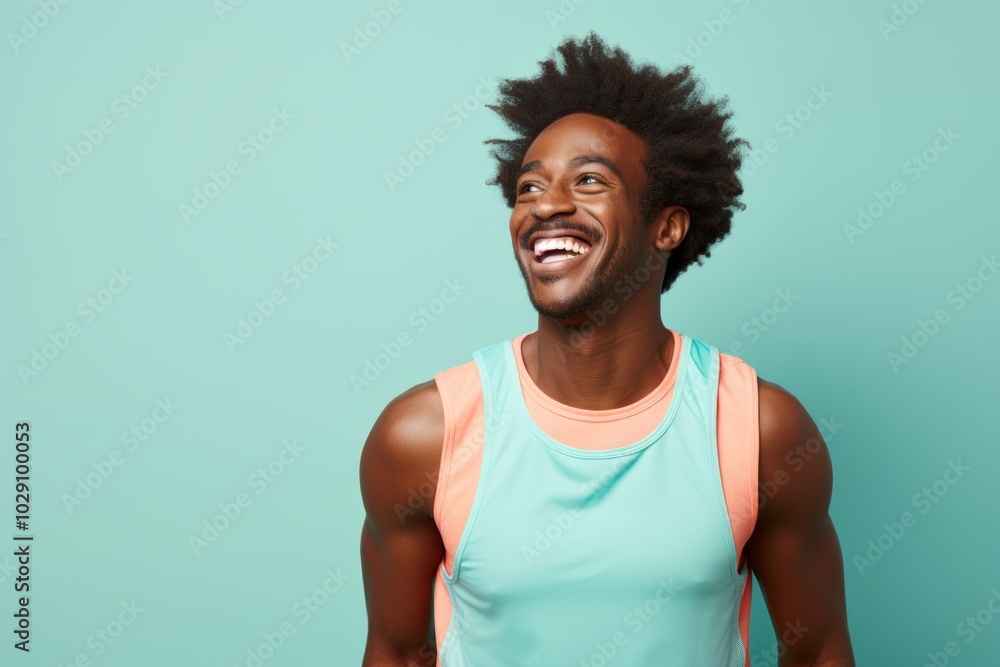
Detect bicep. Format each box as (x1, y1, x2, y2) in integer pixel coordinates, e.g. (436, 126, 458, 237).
(746, 378, 855, 666)
(359, 383, 445, 665)
(359, 517, 442, 662)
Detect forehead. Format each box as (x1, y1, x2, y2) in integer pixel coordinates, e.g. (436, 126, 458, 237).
(521, 112, 646, 177)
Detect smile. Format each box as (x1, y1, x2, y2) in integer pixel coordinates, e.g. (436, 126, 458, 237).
(532, 236, 592, 264)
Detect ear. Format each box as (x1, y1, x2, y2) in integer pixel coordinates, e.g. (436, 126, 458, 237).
(649, 205, 690, 252)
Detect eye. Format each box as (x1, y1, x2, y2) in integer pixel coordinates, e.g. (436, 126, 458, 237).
(578, 173, 607, 186)
(517, 181, 541, 194)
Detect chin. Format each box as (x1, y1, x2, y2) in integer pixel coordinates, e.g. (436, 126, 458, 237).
(517, 256, 607, 321)
(528, 286, 604, 322)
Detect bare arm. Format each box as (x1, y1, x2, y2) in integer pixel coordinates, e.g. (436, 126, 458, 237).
(360, 380, 445, 666)
(746, 377, 856, 666)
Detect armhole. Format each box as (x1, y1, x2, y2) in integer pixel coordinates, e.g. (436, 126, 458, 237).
(747, 364, 760, 541)
(432, 369, 456, 531)
(431, 361, 488, 579)
(431, 368, 458, 660)
(718, 355, 760, 575)
(741, 362, 759, 662)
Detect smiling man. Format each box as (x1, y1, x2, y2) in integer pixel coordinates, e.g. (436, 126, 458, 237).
(360, 33, 855, 666)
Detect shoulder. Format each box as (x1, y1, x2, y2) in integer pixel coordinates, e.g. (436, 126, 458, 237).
(754, 375, 834, 522)
(358, 351, 487, 516)
(755, 376, 826, 471)
(370, 379, 445, 453)
(359, 379, 446, 523)
(712, 343, 834, 523)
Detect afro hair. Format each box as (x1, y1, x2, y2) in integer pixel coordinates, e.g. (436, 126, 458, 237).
(484, 32, 749, 293)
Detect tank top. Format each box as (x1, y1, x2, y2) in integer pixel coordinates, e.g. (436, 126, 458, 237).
(431, 329, 759, 666)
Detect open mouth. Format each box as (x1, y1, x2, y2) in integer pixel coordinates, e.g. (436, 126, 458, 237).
(532, 236, 592, 265)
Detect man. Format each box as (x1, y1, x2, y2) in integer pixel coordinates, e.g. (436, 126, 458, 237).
(360, 33, 855, 666)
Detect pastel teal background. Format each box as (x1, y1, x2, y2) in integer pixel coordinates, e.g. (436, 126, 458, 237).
(1, 0, 998, 665)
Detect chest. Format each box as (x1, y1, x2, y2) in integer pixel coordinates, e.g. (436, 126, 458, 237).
(455, 433, 738, 608)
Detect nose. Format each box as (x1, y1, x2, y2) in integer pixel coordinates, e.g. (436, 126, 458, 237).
(529, 181, 576, 220)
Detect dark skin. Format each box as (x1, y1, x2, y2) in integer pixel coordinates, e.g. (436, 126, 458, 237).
(360, 113, 855, 666)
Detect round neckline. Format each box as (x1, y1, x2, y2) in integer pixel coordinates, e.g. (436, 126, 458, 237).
(513, 328, 681, 421)
(503, 330, 689, 459)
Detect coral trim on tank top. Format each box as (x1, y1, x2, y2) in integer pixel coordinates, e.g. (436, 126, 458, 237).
(511, 328, 684, 451)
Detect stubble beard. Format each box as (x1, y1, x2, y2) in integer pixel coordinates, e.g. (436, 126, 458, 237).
(518, 231, 651, 323)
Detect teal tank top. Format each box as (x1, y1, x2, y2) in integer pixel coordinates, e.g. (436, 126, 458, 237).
(438, 332, 749, 666)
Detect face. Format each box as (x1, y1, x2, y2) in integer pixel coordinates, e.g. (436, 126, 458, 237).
(510, 112, 655, 321)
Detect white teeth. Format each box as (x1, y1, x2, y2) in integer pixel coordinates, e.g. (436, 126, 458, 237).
(533, 236, 591, 256)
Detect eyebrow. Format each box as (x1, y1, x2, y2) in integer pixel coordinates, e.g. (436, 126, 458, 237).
(517, 155, 623, 180)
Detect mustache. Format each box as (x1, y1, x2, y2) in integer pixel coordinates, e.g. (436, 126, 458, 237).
(520, 219, 602, 251)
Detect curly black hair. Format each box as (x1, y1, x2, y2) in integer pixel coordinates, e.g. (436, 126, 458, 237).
(484, 32, 749, 294)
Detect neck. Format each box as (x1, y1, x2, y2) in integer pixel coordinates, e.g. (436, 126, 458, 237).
(522, 303, 675, 411)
